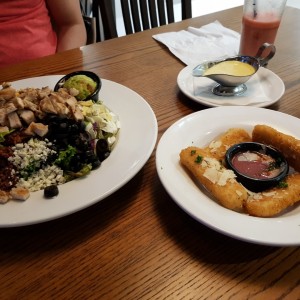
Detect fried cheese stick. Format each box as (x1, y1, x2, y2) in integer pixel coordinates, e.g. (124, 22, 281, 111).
(204, 128, 251, 161)
(180, 146, 248, 212)
(244, 174, 300, 217)
(252, 125, 300, 172)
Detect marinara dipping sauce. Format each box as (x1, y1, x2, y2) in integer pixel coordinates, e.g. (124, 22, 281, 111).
(225, 142, 289, 192)
(231, 151, 281, 179)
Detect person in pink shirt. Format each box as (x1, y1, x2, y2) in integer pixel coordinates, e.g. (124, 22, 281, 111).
(0, 0, 87, 68)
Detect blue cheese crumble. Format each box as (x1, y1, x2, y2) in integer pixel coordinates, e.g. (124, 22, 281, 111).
(17, 165, 65, 192)
(8, 138, 65, 192)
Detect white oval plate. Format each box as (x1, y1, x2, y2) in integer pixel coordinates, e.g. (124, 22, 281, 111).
(0, 75, 157, 227)
(156, 106, 300, 246)
(177, 65, 285, 107)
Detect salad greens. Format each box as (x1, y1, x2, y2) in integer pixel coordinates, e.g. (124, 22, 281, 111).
(55, 145, 77, 169)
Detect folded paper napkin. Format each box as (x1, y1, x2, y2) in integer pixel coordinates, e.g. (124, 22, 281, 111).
(153, 21, 240, 66)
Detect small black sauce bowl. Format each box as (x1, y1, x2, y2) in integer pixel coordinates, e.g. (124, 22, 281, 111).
(54, 71, 101, 101)
(225, 142, 289, 192)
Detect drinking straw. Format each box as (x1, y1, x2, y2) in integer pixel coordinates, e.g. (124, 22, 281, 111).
(253, 0, 257, 18)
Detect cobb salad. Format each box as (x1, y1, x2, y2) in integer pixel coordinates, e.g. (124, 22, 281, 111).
(0, 81, 120, 203)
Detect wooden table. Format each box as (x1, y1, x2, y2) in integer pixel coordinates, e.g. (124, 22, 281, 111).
(1, 6, 300, 299)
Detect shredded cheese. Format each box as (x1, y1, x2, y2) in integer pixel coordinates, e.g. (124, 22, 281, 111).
(201, 157, 236, 186)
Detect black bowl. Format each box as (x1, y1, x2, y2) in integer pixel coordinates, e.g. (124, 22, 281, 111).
(225, 142, 289, 192)
(54, 71, 101, 101)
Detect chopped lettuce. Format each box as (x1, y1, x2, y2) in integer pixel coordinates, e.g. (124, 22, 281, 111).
(0, 129, 14, 143)
(64, 164, 92, 182)
(55, 145, 77, 169)
(79, 100, 120, 148)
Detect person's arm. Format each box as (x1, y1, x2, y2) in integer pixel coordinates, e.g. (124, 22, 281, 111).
(46, 0, 87, 52)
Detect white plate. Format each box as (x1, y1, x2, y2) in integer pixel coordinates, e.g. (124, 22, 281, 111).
(156, 106, 300, 246)
(0, 75, 157, 227)
(177, 65, 285, 107)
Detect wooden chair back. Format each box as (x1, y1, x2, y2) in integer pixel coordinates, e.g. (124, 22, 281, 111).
(121, 0, 192, 35)
(92, 0, 192, 41)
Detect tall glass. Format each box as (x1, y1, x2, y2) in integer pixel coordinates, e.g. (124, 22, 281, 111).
(239, 0, 287, 56)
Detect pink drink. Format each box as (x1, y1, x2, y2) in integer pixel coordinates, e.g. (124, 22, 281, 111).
(239, 15, 280, 57)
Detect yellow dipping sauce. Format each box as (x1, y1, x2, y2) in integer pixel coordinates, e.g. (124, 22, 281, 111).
(203, 61, 256, 77)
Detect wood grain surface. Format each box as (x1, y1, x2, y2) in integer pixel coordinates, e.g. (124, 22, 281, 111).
(0, 6, 300, 300)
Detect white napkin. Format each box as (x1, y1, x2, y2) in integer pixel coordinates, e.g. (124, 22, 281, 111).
(153, 21, 240, 66)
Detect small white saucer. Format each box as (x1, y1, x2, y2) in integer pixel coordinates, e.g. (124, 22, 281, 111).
(177, 65, 285, 107)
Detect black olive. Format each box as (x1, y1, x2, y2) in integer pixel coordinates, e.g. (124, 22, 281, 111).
(44, 185, 59, 198)
(96, 139, 109, 157)
(98, 151, 110, 162)
(72, 154, 82, 162)
(70, 155, 83, 171)
(59, 122, 68, 131)
(78, 141, 90, 151)
(91, 159, 101, 169)
(79, 121, 86, 131)
(55, 133, 69, 139)
(69, 123, 79, 133)
(85, 150, 95, 158)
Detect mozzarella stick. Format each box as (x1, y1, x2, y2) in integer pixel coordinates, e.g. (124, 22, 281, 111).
(244, 174, 300, 217)
(204, 128, 251, 161)
(180, 146, 248, 212)
(252, 124, 300, 172)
